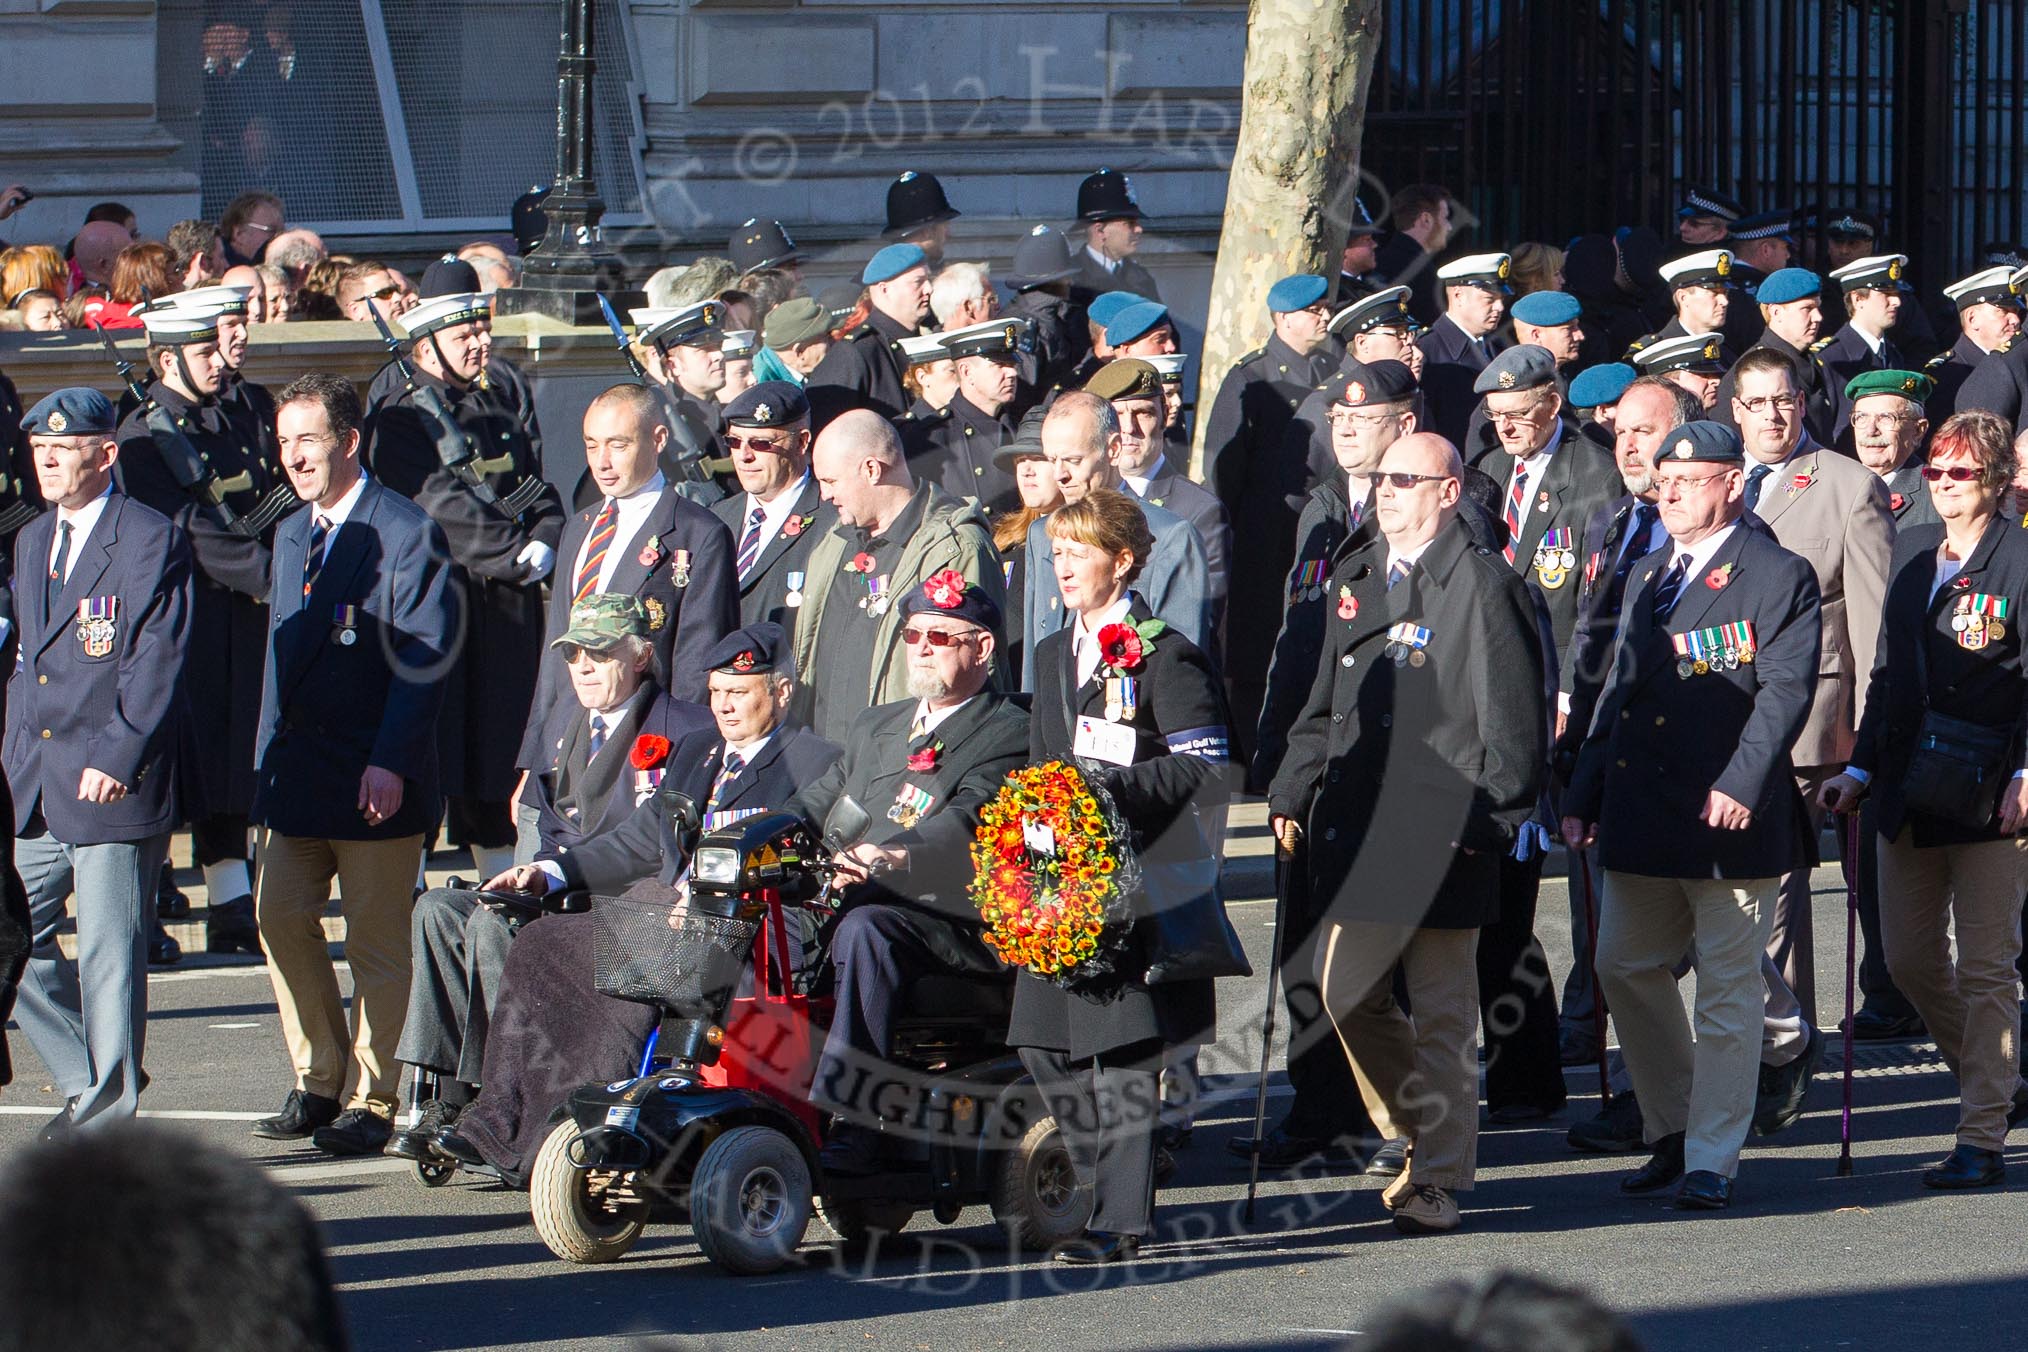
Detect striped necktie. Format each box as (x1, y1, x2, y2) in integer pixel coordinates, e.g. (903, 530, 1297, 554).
(574, 498, 618, 603)
(708, 751, 745, 811)
(587, 712, 608, 762)
(1503, 463, 1529, 562)
(1651, 553, 1692, 621)
(1387, 558, 1411, 590)
(736, 505, 766, 581)
(302, 515, 330, 599)
(46, 519, 72, 612)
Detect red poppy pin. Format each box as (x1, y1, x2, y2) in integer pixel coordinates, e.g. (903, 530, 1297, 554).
(906, 741, 942, 773)
(629, 734, 672, 770)
(783, 513, 808, 538)
(1955, 575, 1973, 589)
(923, 568, 967, 609)
(1337, 585, 1357, 621)
(847, 551, 876, 574)
(1705, 562, 1733, 590)
(1890, 492, 1905, 511)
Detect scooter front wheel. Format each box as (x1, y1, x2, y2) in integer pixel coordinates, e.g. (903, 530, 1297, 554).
(531, 1119, 650, 1263)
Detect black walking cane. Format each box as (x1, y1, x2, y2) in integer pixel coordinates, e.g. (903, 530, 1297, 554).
(1579, 852, 1611, 1108)
(1838, 812, 1861, 1177)
(1244, 848, 1292, 1225)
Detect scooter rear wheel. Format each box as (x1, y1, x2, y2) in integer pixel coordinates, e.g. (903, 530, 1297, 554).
(531, 1119, 649, 1264)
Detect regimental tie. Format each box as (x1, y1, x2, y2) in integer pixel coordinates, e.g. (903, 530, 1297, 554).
(736, 505, 765, 581)
(1503, 463, 1528, 562)
(1387, 558, 1412, 591)
(587, 712, 607, 761)
(575, 498, 617, 603)
(707, 751, 745, 811)
(909, 712, 927, 740)
(1606, 502, 1659, 608)
(46, 519, 72, 611)
(1650, 553, 1691, 621)
(1745, 463, 1772, 512)
(302, 515, 330, 599)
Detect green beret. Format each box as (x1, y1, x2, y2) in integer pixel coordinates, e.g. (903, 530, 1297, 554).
(1844, 369, 1934, 403)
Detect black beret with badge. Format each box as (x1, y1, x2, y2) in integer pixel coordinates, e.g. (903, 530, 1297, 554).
(1651, 418, 1745, 466)
(1330, 359, 1417, 408)
(723, 380, 809, 429)
(702, 621, 791, 675)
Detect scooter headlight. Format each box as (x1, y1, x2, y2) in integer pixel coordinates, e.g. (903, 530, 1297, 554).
(693, 846, 743, 887)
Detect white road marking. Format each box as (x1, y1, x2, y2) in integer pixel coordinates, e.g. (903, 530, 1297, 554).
(0, 1107, 270, 1121)
(148, 962, 350, 984)
(207, 1022, 262, 1029)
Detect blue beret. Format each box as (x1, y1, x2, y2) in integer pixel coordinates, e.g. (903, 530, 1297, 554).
(701, 622, 791, 675)
(1756, 267, 1822, 305)
(861, 243, 927, 285)
(22, 387, 116, 437)
(1105, 301, 1171, 348)
(1509, 290, 1582, 327)
(1266, 274, 1329, 313)
(722, 380, 809, 428)
(1472, 344, 1559, 395)
(1567, 362, 1637, 409)
(1086, 291, 1148, 329)
(1651, 419, 1744, 467)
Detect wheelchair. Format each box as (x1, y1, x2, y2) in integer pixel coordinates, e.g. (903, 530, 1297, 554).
(526, 799, 1084, 1274)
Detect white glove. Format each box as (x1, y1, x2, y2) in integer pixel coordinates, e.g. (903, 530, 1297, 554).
(516, 540, 556, 581)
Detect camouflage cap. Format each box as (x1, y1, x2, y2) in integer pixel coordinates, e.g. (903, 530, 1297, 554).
(550, 593, 648, 651)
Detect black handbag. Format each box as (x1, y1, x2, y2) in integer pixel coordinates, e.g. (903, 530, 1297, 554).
(1903, 708, 2012, 825)
(1137, 851, 1253, 984)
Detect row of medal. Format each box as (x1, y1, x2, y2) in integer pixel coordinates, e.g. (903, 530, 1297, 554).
(1289, 559, 1330, 604)
(1532, 527, 1577, 591)
(1383, 622, 1431, 667)
(1671, 620, 1757, 678)
(1104, 676, 1140, 722)
(1953, 592, 2010, 649)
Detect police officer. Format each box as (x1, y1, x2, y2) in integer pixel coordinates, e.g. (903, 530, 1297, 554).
(1004, 225, 1083, 409)
(907, 317, 1032, 513)
(1070, 168, 1162, 311)
(1676, 186, 1744, 247)
(1816, 254, 1909, 441)
(363, 289, 567, 879)
(1563, 419, 1823, 1212)
(1625, 250, 1735, 364)
(613, 299, 731, 509)
(1718, 210, 1796, 353)
(11, 387, 192, 1134)
(1928, 266, 2024, 424)
(883, 170, 960, 267)
(712, 381, 833, 636)
(807, 244, 930, 427)
(1714, 267, 1835, 444)
(1419, 253, 1512, 447)
(1633, 333, 1730, 413)
(1203, 274, 1343, 738)
(114, 301, 291, 958)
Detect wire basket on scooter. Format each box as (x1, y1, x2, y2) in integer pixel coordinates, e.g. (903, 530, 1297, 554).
(592, 891, 759, 1017)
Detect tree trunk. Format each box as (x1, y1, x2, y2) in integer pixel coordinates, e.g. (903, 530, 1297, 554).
(1190, 0, 1384, 478)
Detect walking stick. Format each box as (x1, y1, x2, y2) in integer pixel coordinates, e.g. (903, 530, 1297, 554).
(1244, 847, 1292, 1225)
(1838, 812, 1861, 1177)
(1579, 852, 1611, 1109)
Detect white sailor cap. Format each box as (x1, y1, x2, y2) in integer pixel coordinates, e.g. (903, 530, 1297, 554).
(936, 316, 1035, 360)
(150, 284, 254, 318)
(140, 304, 228, 345)
(721, 328, 758, 359)
(896, 333, 949, 366)
(398, 291, 492, 339)
(635, 300, 724, 349)
(1329, 285, 1416, 336)
(1828, 254, 1908, 293)
(1634, 331, 1728, 375)
(1435, 253, 1512, 291)
(1144, 352, 1189, 384)
(1943, 266, 2022, 312)
(1658, 249, 1734, 289)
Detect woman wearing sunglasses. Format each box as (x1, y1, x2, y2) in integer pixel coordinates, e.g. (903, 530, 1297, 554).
(1822, 408, 2028, 1190)
(1008, 487, 1240, 1264)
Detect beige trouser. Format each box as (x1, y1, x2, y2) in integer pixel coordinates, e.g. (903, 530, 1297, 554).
(1878, 832, 2028, 1150)
(1597, 870, 1778, 1178)
(256, 831, 426, 1117)
(1316, 921, 1480, 1191)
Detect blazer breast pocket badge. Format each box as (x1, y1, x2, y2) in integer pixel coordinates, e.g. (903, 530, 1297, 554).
(76, 597, 118, 657)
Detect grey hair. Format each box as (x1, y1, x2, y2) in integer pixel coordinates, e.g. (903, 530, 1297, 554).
(1044, 390, 1119, 457)
(929, 261, 992, 327)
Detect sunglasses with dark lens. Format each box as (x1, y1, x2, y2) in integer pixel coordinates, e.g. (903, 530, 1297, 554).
(368, 283, 402, 301)
(901, 626, 977, 648)
(1379, 471, 1454, 488)
(556, 643, 619, 663)
(725, 434, 788, 453)
(1920, 464, 1983, 482)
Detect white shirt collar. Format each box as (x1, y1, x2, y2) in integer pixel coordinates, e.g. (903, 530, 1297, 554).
(1661, 519, 1741, 583)
(1852, 323, 1886, 356)
(51, 481, 115, 574)
(313, 471, 370, 531)
(723, 730, 773, 764)
(1121, 453, 1168, 496)
(1084, 244, 1120, 274)
(1073, 594, 1136, 686)
(913, 694, 978, 737)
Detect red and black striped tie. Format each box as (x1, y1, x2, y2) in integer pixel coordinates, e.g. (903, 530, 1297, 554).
(574, 498, 617, 603)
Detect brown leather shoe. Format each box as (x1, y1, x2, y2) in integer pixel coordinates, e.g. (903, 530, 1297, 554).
(1390, 1184, 1461, 1234)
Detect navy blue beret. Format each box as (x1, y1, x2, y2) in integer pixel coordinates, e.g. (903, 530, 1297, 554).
(722, 380, 809, 428)
(702, 622, 792, 675)
(1652, 419, 1744, 466)
(899, 570, 1003, 637)
(22, 387, 116, 437)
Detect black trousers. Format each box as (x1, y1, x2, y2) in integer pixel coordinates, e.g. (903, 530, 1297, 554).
(0, 848, 28, 1087)
(1019, 1042, 1161, 1238)
(1477, 851, 1567, 1112)
(1275, 841, 1377, 1143)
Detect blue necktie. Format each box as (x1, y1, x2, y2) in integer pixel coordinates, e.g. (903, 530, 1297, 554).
(303, 515, 330, 598)
(1387, 558, 1411, 590)
(588, 712, 607, 761)
(1651, 553, 1692, 621)
(46, 519, 72, 612)
(1745, 464, 1771, 512)
(736, 505, 765, 581)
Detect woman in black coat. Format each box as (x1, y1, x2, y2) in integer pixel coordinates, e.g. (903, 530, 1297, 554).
(1822, 409, 2028, 1190)
(1008, 489, 1234, 1264)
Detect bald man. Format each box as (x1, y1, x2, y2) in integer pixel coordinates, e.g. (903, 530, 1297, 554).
(789, 411, 1003, 742)
(72, 222, 132, 289)
(1270, 430, 1546, 1236)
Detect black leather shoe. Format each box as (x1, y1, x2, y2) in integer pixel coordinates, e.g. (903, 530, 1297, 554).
(387, 1100, 461, 1162)
(818, 1123, 885, 1178)
(206, 896, 263, 957)
(2008, 1089, 2028, 1132)
(156, 862, 191, 920)
(1673, 1169, 1733, 1210)
(251, 1088, 341, 1140)
(1753, 1024, 1823, 1136)
(431, 1128, 489, 1169)
(313, 1108, 393, 1157)
(1364, 1137, 1410, 1179)
(1923, 1144, 2005, 1189)
(1568, 1092, 1645, 1153)
(148, 920, 181, 967)
(1558, 1024, 1600, 1067)
(1847, 1005, 1926, 1041)
(1055, 1230, 1141, 1264)
(1158, 1122, 1193, 1151)
(1620, 1132, 1686, 1194)
(37, 1099, 77, 1143)
(1225, 1126, 1369, 1170)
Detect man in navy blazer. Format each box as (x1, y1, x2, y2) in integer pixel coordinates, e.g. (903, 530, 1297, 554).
(7, 387, 192, 1134)
(249, 373, 457, 1157)
(513, 384, 739, 859)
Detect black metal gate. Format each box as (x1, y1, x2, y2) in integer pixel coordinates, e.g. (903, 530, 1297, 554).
(1361, 0, 2026, 290)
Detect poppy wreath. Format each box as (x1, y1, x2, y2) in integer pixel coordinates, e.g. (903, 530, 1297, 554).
(968, 759, 1142, 986)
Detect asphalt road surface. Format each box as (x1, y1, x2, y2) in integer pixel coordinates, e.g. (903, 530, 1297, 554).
(2, 815, 2023, 1351)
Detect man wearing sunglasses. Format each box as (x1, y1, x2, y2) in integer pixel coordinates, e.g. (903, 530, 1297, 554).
(710, 381, 832, 636)
(1563, 419, 1822, 1212)
(336, 261, 412, 325)
(1731, 346, 1894, 1133)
